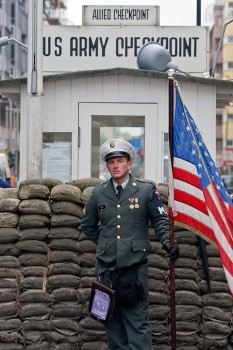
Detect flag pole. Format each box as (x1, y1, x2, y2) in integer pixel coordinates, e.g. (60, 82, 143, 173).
(168, 70, 176, 350)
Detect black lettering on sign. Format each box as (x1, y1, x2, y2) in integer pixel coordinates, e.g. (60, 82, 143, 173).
(70, 37, 78, 56)
(113, 8, 149, 20)
(153, 37, 199, 57)
(92, 9, 111, 20)
(80, 37, 88, 56)
(70, 37, 109, 57)
(54, 37, 62, 56)
(43, 37, 62, 57)
(43, 37, 51, 56)
(99, 37, 109, 56)
(116, 37, 123, 57)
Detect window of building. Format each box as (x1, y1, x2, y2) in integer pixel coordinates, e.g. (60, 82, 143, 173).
(216, 114, 222, 125)
(226, 139, 233, 148)
(227, 2, 233, 17)
(10, 45, 15, 65)
(217, 15, 222, 26)
(0, 104, 6, 128)
(228, 114, 233, 122)
(11, 3, 15, 25)
(215, 38, 220, 51)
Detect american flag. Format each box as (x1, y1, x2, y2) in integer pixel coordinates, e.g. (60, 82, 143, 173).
(169, 85, 233, 296)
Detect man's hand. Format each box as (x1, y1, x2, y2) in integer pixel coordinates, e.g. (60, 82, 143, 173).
(163, 241, 180, 262)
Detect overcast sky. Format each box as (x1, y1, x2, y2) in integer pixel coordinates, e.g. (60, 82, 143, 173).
(66, 0, 215, 27)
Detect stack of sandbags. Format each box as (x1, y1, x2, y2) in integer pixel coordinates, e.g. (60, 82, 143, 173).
(148, 228, 170, 346)
(173, 230, 201, 349)
(68, 179, 108, 349)
(0, 188, 22, 348)
(197, 242, 233, 349)
(16, 183, 52, 348)
(47, 183, 83, 348)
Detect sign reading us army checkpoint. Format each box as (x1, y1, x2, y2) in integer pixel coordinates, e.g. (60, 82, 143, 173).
(43, 5, 209, 75)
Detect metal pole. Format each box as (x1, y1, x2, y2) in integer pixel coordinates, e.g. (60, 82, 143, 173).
(196, 0, 201, 26)
(210, 19, 233, 77)
(27, 0, 43, 179)
(168, 71, 176, 350)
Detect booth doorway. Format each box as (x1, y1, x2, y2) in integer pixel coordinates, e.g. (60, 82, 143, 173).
(78, 102, 166, 182)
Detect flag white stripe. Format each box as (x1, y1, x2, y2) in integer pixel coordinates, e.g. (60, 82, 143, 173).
(174, 157, 198, 175)
(174, 200, 212, 230)
(208, 209, 233, 264)
(174, 179, 204, 201)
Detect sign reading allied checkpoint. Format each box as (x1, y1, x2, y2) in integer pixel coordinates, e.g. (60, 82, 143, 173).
(43, 6, 209, 76)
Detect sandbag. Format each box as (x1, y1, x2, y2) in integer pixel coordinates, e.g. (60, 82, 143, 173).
(18, 184, 50, 199)
(0, 198, 20, 213)
(0, 256, 20, 268)
(49, 227, 80, 240)
(19, 199, 51, 215)
(50, 214, 80, 227)
(50, 184, 81, 204)
(18, 214, 50, 228)
(51, 302, 82, 318)
(19, 178, 63, 189)
(19, 303, 51, 320)
(0, 228, 19, 243)
(0, 213, 18, 227)
(16, 240, 48, 254)
(0, 188, 18, 200)
(48, 262, 81, 276)
(47, 275, 80, 289)
(66, 178, 104, 191)
(51, 201, 84, 218)
(20, 290, 52, 303)
(18, 253, 48, 267)
(51, 288, 79, 302)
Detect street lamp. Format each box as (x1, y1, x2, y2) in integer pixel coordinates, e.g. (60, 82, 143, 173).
(137, 41, 191, 76)
(210, 18, 233, 78)
(0, 36, 28, 49)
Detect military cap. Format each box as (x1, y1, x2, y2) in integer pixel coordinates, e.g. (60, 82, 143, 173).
(100, 139, 136, 162)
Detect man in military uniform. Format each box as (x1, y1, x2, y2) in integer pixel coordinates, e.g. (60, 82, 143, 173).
(81, 139, 179, 350)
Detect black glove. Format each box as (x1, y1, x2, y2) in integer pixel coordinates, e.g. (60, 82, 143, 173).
(163, 241, 180, 262)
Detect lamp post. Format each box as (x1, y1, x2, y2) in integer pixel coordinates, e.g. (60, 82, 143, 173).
(210, 18, 233, 78)
(137, 42, 177, 350)
(0, 0, 43, 179)
(26, 0, 43, 179)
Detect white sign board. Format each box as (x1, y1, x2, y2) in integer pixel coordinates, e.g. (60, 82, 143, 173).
(42, 143, 71, 183)
(43, 26, 209, 75)
(83, 6, 160, 26)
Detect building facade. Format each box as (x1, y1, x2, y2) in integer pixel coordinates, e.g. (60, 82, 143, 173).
(210, 0, 233, 175)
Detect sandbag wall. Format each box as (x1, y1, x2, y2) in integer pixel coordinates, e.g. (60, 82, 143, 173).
(0, 178, 231, 350)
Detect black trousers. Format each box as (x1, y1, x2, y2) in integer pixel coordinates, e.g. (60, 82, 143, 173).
(100, 262, 152, 350)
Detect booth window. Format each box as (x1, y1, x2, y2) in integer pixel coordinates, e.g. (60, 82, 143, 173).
(91, 116, 145, 180)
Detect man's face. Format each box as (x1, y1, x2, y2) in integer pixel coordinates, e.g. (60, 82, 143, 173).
(106, 156, 132, 183)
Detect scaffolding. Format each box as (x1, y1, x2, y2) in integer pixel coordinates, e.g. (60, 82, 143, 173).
(43, 0, 68, 25)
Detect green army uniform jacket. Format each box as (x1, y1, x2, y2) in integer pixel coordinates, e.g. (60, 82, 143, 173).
(81, 174, 170, 275)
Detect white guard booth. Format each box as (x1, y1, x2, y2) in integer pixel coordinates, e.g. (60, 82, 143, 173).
(12, 68, 231, 183)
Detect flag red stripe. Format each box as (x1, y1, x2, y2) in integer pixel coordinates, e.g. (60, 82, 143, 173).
(174, 189, 208, 215)
(173, 167, 202, 189)
(204, 188, 233, 250)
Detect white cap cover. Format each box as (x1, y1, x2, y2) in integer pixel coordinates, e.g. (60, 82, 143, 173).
(100, 139, 136, 162)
